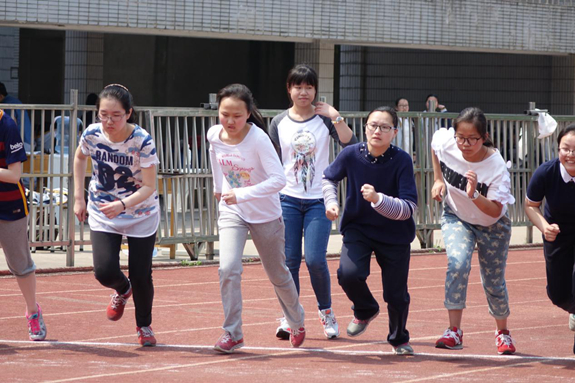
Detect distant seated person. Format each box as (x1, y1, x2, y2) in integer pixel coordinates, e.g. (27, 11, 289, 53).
(54, 116, 83, 155)
(394, 97, 414, 155)
(0, 82, 32, 152)
(424, 94, 450, 131)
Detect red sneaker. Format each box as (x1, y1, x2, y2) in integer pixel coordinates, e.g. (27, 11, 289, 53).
(137, 326, 157, 347)
(106, 283, 132, 321)
(290, 327, 306, 348)
(435, 327, 463, 350)
(214, 332, 244, 353)
(495, 329, 516, 355)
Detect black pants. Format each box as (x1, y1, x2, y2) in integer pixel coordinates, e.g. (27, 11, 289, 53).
(91, 230, 156, 327)
(338, 228, 411, 347)
(543, 229, 575, 314)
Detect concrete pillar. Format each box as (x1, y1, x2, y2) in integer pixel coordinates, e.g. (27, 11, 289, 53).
(294, 40, 335, 105)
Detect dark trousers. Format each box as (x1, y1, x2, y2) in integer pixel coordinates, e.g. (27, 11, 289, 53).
(338, 228, 411, 346)
(543, 229, 575, 314)
(91, 230, 156, 327)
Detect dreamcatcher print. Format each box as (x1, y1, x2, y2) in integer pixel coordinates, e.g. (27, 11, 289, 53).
(291, 129, 317, 193)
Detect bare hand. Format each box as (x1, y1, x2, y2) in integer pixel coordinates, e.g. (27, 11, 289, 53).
(314, 101, 339, 120)
(74, 199, 87, 222)
(214, 193, 222, 202)
(99, 200, 125, 219)
(326, 204, 339, 221)
(543, 223, 560, 242)
(222, 190, 237, 205)
(465, 170, 478, 199)
(431, 180, 445, 201)
(360, 184, 379, 204)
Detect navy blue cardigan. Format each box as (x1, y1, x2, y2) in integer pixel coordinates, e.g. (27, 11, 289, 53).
(323, 143, 417, 244)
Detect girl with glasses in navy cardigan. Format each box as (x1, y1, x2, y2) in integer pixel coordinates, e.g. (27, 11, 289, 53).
(322, 106, 417, 355)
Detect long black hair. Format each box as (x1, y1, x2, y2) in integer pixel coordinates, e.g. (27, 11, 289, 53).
(453, 107, 494, 148)
(97, 84, 137, 124)
(216, 84, 267, 133)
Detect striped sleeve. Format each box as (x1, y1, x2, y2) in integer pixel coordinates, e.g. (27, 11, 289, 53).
(371, 193, 417, 220)
(322, 178, 339, 208)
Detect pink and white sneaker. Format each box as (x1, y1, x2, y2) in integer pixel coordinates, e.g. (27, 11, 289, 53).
(26, 303, 47, 341)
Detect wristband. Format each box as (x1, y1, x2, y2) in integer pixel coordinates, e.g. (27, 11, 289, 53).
(120, 199, 126, 210)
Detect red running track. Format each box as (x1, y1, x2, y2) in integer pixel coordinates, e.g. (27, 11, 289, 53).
(0, 248, 573, 382)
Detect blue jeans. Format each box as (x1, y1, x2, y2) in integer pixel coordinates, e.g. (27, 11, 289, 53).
(441, 205, 512, 319)
(280, 194, 332, 310)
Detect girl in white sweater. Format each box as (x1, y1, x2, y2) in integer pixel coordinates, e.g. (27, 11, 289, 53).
(208, 84, 305, 353)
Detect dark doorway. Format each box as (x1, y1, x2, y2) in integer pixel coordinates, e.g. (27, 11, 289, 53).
(19, 28, 65, 104)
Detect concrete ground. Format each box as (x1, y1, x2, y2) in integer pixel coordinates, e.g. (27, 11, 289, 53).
(0, 226, 542, 272)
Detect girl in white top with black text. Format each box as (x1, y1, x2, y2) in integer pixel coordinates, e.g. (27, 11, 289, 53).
(431, 107, 517, 355)
(208, 84, 305, 353)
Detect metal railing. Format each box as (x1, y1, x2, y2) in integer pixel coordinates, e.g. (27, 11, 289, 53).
(3, 90, 574, 265)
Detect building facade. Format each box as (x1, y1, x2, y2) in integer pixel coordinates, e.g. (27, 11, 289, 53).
(1, 0, 575, 113)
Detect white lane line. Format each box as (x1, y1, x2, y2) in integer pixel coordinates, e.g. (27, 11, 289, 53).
(1, 338, 573, 362)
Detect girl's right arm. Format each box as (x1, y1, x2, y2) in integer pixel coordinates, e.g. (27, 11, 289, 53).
(73, 146, 89, 222)
(322, 177, 339, 221)
(208, 143, 223, 202)
(431, 150, 445, 201)
(524, 199, 560, 242)
(322, 148, 350, 221)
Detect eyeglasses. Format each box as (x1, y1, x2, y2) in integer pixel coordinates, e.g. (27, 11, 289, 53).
(559, 147, 575, 156)
(97, 113, 126, 122)
(454, 135, 481, 146)
(365, 123, 395, 133)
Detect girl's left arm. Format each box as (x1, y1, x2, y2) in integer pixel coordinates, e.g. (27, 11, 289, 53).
(98, 164, 157, 219)
(371, 155, 418, 220)
(0, 161, 22, 184)
(121, 165, 157, 208)
(315, 101, 355, 144)
(232, 136, 286, 203)
(468, 160, 514, 218)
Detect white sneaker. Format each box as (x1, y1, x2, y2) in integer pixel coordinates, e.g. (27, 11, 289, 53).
(275, 317, 290, 340)
(318, 308, 340, 339)
(569, 314, 575, 332)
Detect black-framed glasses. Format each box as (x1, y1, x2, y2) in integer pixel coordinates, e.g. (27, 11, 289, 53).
(454, 135, 480, 146)
(559, 147, 575, 156)
(365, 123, 395, 133)
(97, 113, 126, 123)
